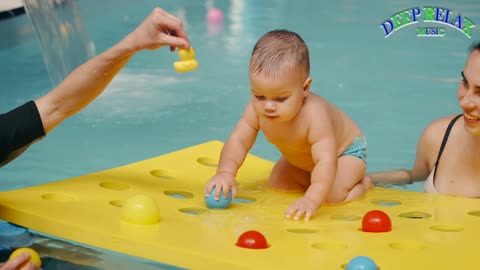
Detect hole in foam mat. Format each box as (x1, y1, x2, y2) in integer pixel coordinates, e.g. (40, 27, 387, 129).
(312, 241, 348, 250)
(178, 207, 209, 215)
(233, 195, 256, 204)
(287, 228, 319, 234)
(150, 169, 176, 180)
(109, 200, 124, 207)
(389, 240, 425, 250)
(196, 157, 218, 167)
(99, 181, 130, 191)
(41, 193, 74, 202)
(164, 190, 194, 199)
(330, 214, 362, 221)
(371, 199, 402, 206)
(399, 211, 432, 219)
(467, 210, 480, 217)
(429, 224, 464, 232)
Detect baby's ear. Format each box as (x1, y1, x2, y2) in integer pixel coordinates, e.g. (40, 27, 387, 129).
(303, 77, 312, 95)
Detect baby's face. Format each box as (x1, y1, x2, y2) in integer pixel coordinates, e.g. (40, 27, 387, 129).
(250, 69, 310, 122)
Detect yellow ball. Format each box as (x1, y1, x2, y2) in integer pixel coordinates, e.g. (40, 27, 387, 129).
(177, 47, 196, 61)
(9, 247, 42, 268)
(122, 195, 160, 225)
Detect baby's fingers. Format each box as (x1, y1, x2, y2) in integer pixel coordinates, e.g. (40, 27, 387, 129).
(294, 208, 306, 221)
(304, 210, 313, 221)
(214, 185, 224, 200)
(222, 185, 231, 199)
(204, 182, 216, 197)
(285, 205, 298, 219)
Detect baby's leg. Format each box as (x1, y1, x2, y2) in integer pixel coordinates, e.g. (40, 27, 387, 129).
(326, 155, 371, 204)
(269, 157, 310, 192)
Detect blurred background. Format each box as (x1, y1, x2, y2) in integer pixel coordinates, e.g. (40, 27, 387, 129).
(1, 0, 479, 192)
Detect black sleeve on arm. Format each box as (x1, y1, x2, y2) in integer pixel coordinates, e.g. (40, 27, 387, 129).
(0, 101, 46, 167)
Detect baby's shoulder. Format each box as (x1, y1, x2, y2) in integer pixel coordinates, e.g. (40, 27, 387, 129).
(304, 93, 344, 116)
(302, 94, 329, 117)
(304, 93, 329, 110)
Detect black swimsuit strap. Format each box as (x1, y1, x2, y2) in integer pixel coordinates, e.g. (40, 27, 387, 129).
(433, 114, 463, 183)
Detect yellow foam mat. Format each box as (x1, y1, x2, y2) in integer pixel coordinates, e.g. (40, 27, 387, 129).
(0, 140, 479, 269)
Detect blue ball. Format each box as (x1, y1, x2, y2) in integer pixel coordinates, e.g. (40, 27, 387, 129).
(205, 186, 232, 209)
(346, 256, 378, 270)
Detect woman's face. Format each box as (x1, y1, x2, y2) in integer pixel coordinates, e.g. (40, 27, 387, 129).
(458, 50, 480, 136)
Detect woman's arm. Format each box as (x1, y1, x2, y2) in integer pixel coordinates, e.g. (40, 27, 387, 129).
(35, 7, 190, 133)
(368, 169, 413, 185)
(368, 120, 441, 185)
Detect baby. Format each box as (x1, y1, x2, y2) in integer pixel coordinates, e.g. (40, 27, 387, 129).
(205, 29, 371, 221)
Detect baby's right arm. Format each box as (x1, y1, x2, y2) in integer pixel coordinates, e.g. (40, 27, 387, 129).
(204, 103, 259, 200)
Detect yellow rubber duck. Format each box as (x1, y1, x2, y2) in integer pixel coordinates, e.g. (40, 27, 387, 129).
(174, 47, 199, 72)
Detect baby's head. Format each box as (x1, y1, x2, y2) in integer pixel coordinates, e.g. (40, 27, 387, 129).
(250, 29, 310, 80)
(249, 30, 312, 122)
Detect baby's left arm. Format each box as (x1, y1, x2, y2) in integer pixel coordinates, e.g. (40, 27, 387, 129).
(304, 137, 337, 206)
(285, 126, 337, 221)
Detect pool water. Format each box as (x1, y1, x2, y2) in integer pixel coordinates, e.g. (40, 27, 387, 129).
(1, 0, 478, 191)
(0, 0, 479, 267)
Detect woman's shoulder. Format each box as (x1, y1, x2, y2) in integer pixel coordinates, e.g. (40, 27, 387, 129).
(424, 114, 462, 134)
(420, 114, 462, 146)
(415, 114, 461, 168)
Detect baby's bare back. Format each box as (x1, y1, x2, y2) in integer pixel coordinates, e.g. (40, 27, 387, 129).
(260, 93, 363, 171)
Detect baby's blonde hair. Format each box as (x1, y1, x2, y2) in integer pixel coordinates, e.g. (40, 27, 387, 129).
(250, 29, 310, 79)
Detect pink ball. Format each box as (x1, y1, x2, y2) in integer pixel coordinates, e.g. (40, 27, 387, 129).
(207, 8, 224, 24)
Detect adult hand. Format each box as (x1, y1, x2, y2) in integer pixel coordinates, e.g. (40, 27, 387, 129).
(125, 7, 190, 52)
(0, 252, 37, 270)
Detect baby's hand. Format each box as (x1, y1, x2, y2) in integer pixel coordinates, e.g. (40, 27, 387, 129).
(204, 172, 237, 200)
(285, 196, 319, 221)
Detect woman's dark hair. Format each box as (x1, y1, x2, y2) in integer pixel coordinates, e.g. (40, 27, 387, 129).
(469, 41, 480, 52)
